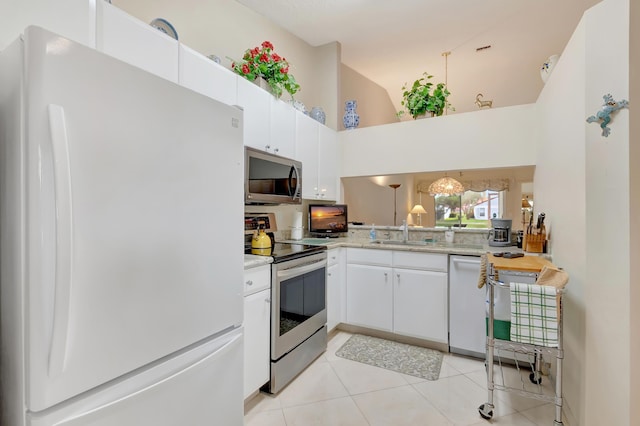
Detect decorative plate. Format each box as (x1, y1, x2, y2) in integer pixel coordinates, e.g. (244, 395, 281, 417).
(150, 18, 179, 40)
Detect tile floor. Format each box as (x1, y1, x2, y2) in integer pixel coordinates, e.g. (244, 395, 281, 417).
(244, 331, 560, 426)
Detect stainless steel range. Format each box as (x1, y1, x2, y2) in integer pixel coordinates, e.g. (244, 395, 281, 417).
(244, 214, 327, 394)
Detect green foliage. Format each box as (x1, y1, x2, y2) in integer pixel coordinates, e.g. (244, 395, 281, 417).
(399, 72, 453, 119)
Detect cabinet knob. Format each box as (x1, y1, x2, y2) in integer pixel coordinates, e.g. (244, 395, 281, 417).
(265, 298, 271, 303)
(246, 280, 253, 286)
(327, 272, 332, 277)
(274, 148, 279, 153)
(265, 144, 271, 151)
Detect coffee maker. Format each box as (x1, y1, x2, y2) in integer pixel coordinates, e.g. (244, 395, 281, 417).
(488, 218, 512, 247)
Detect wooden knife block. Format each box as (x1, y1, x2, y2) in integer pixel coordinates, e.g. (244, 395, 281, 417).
(524, 226, 546, 253)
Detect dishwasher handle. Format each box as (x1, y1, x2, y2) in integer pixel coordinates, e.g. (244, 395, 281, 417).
(452, 257, 481, 265)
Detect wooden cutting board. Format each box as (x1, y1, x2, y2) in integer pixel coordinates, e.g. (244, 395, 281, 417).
(487, 254, 555, 272)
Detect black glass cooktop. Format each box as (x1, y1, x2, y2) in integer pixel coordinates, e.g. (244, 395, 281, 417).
(245, 242, 326, 263)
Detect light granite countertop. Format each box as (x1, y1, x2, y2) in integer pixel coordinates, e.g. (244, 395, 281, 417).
(243, 254, 273, 269)
(279, 237, 525, 257)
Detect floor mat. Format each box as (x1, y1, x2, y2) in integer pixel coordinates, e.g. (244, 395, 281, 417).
(335, 334, 444, 380)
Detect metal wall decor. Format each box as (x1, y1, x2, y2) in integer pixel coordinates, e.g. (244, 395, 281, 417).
(475, 93, 493, 109)
(586, 93, 629, 137)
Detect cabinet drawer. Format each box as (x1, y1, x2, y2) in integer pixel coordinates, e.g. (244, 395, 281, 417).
(347, 248, 392, 266)
(327, 248, 342, 266)
(392, 251, 448, 272)
(243, 265, 270, 295)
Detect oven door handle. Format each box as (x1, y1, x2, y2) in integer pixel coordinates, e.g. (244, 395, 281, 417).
(277, 261, 325, 280)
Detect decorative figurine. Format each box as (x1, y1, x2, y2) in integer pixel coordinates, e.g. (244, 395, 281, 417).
(586, 93, 629, 137)
(475, 93, 493, 109)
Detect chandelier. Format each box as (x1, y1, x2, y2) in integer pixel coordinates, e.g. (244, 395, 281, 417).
(428, 176, 465, 196)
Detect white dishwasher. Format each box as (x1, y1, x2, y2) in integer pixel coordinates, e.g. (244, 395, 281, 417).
(449, 255, 485, 358)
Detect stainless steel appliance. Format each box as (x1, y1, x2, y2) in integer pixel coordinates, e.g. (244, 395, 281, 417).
(244, 214, 327, 394)
(488, 218, 513, 247)
(245, 147, 302, 204)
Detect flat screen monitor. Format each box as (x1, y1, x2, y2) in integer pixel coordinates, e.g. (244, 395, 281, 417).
(309, 204, 348, 237)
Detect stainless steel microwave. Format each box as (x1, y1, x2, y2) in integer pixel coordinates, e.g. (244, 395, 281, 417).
(245, 147, 302, 204)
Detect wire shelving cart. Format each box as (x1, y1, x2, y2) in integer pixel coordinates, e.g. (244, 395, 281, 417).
(478, 254, 567, 426)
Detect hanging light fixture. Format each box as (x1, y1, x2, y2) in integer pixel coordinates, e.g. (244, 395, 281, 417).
(428, 175, 465, 196)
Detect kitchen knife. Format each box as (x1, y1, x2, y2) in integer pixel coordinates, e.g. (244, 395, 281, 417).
(536, 213, 543, 230)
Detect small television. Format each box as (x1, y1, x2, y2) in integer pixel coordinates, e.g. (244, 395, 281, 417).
(309, 204, 348, 237)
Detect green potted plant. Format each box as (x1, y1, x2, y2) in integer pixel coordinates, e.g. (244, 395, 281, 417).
(230, 41, 300, 99)
(398, 72, 452, 119)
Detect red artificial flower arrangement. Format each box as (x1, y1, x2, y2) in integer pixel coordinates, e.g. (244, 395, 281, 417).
(231, 41, 300, 98)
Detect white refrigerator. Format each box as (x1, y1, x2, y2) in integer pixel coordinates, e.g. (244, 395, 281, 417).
(0, 27, 245, 425)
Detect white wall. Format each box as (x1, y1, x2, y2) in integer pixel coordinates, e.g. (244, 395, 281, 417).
(340, 104, 537, 177)
(534, 0, 634, 423)
(583, 1, 631, 424)
(533, 14, 587, 425)
(340, 65, 399, 129)
(629, 1, 640, 421)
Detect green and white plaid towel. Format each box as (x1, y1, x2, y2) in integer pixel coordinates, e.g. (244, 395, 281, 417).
(510, 282, 558, 347)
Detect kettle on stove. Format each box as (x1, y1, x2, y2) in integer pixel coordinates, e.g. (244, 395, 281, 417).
(251, 227, 272, 255)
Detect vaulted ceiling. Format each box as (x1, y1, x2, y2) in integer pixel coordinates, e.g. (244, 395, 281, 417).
(236, 0, 600, 116)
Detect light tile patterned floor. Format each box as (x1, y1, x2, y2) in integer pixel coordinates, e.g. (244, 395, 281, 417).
(244, 331, 560, 426)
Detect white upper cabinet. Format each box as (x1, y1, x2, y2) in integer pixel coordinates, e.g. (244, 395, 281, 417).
(318, 125, 338, 201)
(295, 112, 339, 201)
(178, 44, 237, 106)
(96, 1, 179, 83)
(236, 77, 271, 152)
(1, 0, 96, 49)
(269, 98, 296, 158)
(294, 112, 320, 199)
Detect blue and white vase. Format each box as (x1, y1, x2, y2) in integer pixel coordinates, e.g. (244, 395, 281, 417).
(343, 100, 360, 130)
(310, 106, 326, 124)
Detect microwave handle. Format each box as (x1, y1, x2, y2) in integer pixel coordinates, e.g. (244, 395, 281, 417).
(289, 164, 301, 200)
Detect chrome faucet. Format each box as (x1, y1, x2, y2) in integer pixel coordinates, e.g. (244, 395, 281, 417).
(402, 220, 408, 243)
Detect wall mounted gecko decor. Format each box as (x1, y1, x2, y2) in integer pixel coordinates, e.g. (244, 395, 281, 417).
(586, 93, 629, 137)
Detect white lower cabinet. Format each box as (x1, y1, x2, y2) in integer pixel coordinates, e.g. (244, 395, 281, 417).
(326, 248, 345, 333)
(346, 264, 393, 332)
(393, 268, 448, 342)
(345, 248, 448, 343)
(243, 265, 271, 399)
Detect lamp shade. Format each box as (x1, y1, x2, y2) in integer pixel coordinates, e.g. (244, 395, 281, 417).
(410, 204, 427, 214)
(521, 197, 532, 208)
(428, 176, 465, 196)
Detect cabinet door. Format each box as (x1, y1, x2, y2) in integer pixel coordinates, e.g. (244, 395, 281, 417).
(346, 264, 392, 331)
(393, 269, 448, 342)
(327, 262, 342, 332)
(178, 44, 237, 106)
(243, 289, 271, 399)
(236, 77, 271, 151)
(6, 0, 96, 49)
(269, 99, 296, 158)
(97, 1, 179, 82)
(294, 112, 319, 199)
(317, 125, 338, 201)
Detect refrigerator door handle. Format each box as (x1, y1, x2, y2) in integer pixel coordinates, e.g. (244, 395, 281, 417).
(46, 104, 74, 377)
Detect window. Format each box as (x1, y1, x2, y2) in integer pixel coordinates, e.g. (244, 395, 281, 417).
(435, 190, 504, 228)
